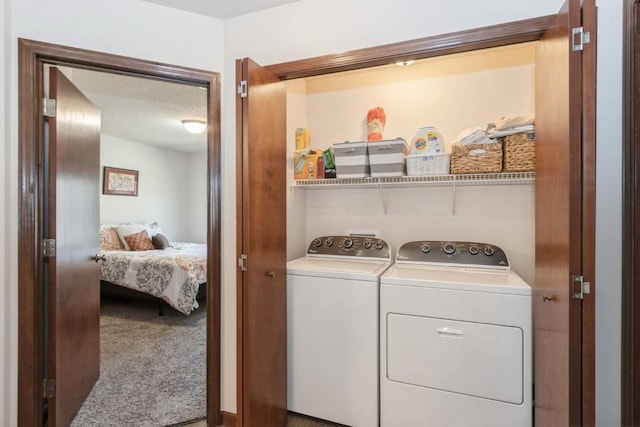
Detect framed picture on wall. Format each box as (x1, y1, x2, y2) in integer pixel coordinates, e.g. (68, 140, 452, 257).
(103, 167, 139, 196)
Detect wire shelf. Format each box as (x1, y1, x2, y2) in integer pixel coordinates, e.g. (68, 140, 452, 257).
(292, 172, 535, 189)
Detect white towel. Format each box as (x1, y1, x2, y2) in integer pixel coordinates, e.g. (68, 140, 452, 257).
(493, 114, 535, 131)
(455, 127, 493, 145)
(487, 124, 535, 138)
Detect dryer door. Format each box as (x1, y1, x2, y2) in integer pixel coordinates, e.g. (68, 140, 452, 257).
(386, 314, 523, 404)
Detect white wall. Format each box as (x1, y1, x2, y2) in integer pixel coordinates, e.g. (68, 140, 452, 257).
(595, 0, 623, 425)
(0, 0, 10, 423)
(100, 134, 195, 242)
(2, 0, 224, 423)
(224, 0, 566, 414)
(188, 152, 208, 243)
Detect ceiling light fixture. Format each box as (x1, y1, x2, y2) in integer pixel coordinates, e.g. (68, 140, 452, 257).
(181, 119, 207, 134)
(395, 59, 415, 67)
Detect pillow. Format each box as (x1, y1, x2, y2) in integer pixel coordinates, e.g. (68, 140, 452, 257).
(152, 233, 170, 250)
(123, 230, 155, 251)
(99, 226, 124, 251)
(116, 224, 151, 250)
(147, 221, 163, 237)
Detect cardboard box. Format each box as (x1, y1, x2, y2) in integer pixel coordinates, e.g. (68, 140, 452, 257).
(293, 149, 322, 180)
(295, 128, 311, 150)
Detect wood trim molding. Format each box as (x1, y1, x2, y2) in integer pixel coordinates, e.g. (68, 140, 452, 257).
(622, 0, 640, 425)
(265, 15, 555, 80)
(222, 411, 237, 427)
(17, 38, 222, 426)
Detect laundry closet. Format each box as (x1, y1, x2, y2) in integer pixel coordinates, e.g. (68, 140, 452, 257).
(285, 42, 537, 286)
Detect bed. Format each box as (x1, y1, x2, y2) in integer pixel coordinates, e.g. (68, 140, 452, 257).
(99, 223, 207, 315)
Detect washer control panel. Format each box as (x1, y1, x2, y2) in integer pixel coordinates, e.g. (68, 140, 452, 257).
(396, 241, 509, 267)
(307, 235, 391, 259)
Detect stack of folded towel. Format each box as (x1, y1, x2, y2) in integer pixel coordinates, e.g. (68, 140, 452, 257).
(486, 114, 535, 138)
(454, 127, 494, 145)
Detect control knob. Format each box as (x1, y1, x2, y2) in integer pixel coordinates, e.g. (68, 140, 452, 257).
(373, 240, 384, 250)
(323, 238, 333, 248)
(363, 239, 372, 249)
(443, 242, 456, 255)
(312, 238, 322, 247)
(342, 237, 353, 249)
(420, 243, 431, 253)
(468, 245, 479, 255)
(483, 246, 495, 256)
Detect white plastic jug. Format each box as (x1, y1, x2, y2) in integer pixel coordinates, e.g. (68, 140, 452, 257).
(410, 126, 444, 155)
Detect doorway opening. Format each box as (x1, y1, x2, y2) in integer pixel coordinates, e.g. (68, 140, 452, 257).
(17, 38, 222, 426)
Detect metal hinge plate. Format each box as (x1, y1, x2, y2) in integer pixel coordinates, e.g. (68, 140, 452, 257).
(42, 239, 56, 257)
(572, 26, 591, 51)
(43, 98, 57, 117)
(571, 275, 591, 300)
(238, 254, 248, 271)
(237, 80, 247, 98)
(43, 378, 56, 398)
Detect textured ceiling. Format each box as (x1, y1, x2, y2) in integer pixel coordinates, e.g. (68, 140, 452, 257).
(66, 68, 207, 154)
(141, 0, 301, 19)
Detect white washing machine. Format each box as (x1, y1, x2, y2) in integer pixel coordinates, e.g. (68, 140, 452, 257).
(287, 235, 393, 427)
(380, 240, 532, 427)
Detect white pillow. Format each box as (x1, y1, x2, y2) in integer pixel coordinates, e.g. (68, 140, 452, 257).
(147, 221, 163, 237)
(116, 224, 152, 250)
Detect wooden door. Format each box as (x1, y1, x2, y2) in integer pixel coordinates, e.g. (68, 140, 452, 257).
(46, 68, 101, 426)
(236, 58, 287, 427)
(534, 0, 596, 425)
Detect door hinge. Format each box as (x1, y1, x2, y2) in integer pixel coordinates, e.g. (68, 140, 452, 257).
(43, 378, 56, 399)
(571, 275, 591, 300)
(43, 98, 57, 117)
(238, 254, 248, 271)
(42, 239, 56, 258)
(572, 26, 591, 51)
(237, 80, 247, 98)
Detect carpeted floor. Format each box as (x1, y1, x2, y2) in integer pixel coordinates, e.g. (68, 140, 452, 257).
(71, 297, 206, 427)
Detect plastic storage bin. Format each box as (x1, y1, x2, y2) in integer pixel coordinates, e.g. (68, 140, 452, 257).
(368, 138, 409, 177)
(333, 141, 370, 178)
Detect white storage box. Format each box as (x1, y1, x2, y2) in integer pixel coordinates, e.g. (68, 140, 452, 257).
(406, 153, 451, 176)
(368, 138, 409, 177)
(333, 141, 370, 178)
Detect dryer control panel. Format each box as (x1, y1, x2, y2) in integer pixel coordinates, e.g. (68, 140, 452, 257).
(396, 241, 509, 267)
(307, 235, 391, 260)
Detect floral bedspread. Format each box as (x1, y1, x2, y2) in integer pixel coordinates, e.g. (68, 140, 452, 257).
(100, 242, 207, 315)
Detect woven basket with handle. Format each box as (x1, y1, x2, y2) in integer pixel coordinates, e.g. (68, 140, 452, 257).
(450, 141, 503, 174)
(503, 132, 536, 172)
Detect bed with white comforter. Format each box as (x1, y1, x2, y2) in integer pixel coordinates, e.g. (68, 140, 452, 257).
(100, 242, 206, 315)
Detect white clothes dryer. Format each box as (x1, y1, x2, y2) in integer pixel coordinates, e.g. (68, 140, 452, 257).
(287, 235, 393, 427)
(380, 240, 532, 427)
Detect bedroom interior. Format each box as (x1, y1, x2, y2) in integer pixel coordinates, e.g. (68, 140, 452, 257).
(54, 65, 210, 425)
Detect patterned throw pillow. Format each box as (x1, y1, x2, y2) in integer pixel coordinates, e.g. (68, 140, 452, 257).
(123, 230, 155, 251)
(100, 226, 125, 251)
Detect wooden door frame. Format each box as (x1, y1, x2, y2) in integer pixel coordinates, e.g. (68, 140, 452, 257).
(17, 38, 222, 426)
(623, 0, 640, 424)
(235, 12, 596, 426)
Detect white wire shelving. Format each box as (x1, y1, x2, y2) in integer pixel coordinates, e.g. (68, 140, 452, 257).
(292, 172, 535, 189)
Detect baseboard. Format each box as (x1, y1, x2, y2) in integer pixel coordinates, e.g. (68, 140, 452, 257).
(221, 411, 236, 427)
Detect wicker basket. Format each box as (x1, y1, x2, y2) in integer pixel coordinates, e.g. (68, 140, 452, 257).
(503, 132, 536, 172)
(450, 141, 503, 174)
(406, 153, 450, 175)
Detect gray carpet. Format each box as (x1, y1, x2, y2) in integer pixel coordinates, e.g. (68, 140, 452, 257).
(71, 298, 206, 427)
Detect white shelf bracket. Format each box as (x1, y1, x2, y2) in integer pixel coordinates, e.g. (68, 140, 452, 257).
(377, 184, 389, 217)
(451, 180, 457, 219)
